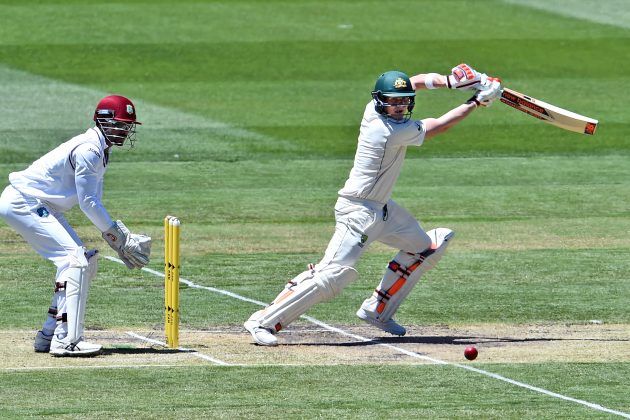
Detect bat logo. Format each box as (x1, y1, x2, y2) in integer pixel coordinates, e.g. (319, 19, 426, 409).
(501, 87, 598, 135)
(502, 90, 549, 116)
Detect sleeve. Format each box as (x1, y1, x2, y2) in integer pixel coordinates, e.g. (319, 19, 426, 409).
(73, 144, 114, 232)
(96, 174, 104, 201)
(388, 120, 426, 147)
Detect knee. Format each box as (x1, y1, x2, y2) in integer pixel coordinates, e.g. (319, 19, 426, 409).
(416, 228, 455, 270)
(426, 228, 454, 251)
(314, 264, 358, 300)
(403, 231, 432, 255)
(418, 231, 432, 253)
(62, 247, 89, 270)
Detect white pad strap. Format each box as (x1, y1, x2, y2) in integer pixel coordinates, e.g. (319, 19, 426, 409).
(254, 264, 358, 332)
(360, 228, 454, 321)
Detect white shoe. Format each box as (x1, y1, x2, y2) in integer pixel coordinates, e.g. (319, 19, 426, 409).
(244, 320, 278, 346)
(356, 308, 406, 336)
(34, 330, 53, 352)
(49, 336, 102, 357)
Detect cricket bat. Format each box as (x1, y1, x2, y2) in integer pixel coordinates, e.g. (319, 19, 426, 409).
(500, 87, 598, 135)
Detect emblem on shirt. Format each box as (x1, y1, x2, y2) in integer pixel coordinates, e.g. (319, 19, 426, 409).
(394, 78, 407, 89)
(36, 207, 50, 218)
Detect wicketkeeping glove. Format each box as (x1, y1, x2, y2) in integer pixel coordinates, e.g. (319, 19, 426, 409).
(123, 233, 152, 268)
(102, 220, 152, 269)
(447, 63, 488, 90)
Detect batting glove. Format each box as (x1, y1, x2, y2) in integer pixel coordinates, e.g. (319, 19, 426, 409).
(447, 63, 488, 90)
(467, 77, 502, 107)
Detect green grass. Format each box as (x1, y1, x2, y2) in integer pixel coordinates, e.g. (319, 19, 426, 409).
(0, 0, 629, 418)
(1, 364, 628, 418)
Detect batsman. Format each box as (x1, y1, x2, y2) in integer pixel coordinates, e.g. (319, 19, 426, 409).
(245, 64, 502, 346)
(0, 95, 152, 356)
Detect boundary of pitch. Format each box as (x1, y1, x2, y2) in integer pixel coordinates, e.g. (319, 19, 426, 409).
(105, 256, 630, 419)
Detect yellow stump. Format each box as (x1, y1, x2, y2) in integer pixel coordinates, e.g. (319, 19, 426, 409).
(164, 215, 180, 348)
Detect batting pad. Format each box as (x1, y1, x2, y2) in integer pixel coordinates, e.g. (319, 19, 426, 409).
(360, 228, 454, 321)
(257, 265, 357, 332)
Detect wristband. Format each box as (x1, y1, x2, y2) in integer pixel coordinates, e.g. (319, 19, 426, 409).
(424, 73, 441, 90)
(466, 98, 480, 107)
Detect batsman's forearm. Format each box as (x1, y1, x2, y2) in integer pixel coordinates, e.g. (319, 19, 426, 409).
(439, 102, 477, 126)
(410, 73, 448, 90)
(424, 102, 476, 139)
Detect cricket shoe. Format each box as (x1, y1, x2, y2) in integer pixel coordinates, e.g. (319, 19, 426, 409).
(356, 308, 406, 336)
(244, 320, 278, 346)
(49, 336, 102, 357)
(34, 330, 53, 353)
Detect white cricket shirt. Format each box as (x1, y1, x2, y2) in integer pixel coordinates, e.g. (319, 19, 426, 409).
(9, 128, 114, 231)
(338, 101, 426, 204)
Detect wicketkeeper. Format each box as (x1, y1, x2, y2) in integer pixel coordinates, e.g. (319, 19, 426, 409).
(245, 64, 502, 346)
(0, 95, 152, 356)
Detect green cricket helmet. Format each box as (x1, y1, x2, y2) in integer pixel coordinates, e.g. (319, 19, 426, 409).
(371, 70, 415, 121)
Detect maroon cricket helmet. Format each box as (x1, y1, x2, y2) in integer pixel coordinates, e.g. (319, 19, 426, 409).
(93, 95, 141, 146)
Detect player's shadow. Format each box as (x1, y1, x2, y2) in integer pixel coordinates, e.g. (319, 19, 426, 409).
(287, 335, 629, 347)
(101, 347, 196, 355)
(376, 335, 630, 345)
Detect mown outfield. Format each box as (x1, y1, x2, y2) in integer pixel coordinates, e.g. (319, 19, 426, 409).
(0, 0, 629, 418)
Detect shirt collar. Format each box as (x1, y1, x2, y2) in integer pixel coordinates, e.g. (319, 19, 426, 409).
(91, 127, 108, 150)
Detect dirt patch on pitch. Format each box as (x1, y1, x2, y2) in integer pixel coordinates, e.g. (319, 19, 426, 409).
(2, 323, 628, 369)
(206, 322, 630, 365)
(0, 330, 208, 371)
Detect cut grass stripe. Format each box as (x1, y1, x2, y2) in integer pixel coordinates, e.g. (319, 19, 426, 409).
(503, 0, 630, 29)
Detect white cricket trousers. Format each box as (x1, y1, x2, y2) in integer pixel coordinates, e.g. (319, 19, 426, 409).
(319, 196, 432, 270)
(0, 184, 84, 275)
(249, 195, 434, 332)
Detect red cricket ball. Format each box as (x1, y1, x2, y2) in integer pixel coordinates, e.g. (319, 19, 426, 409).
(464, 346, 478, 360)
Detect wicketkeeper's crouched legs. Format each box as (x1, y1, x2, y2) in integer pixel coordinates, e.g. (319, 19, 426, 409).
(245, 264, 358, 345)
(0, 187, 102, 356)
(358, 228, 454, 334)
(33, 285, 65, 352)
(48, 248, 101, 357)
